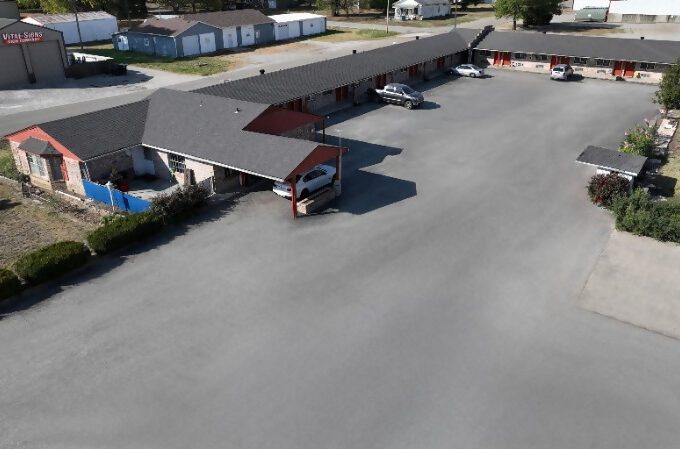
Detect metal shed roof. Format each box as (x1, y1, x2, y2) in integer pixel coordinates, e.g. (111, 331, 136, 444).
(268, 13, 325, 22)
(475, 30, 680, 64)
(576, 145, 648, 177)
(23, 11, 115, 24)
(195, 31, 469, 105)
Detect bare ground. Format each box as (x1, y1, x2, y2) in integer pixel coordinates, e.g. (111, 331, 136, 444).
(0, 182, 99, 268)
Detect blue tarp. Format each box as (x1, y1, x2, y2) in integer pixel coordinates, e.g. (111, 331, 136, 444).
(83, 180, 151, 213)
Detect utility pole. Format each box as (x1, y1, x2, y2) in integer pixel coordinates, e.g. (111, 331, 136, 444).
(68, 0, 84, 51)
(454, 0, 458, 28)
(386, 0, 390, 33)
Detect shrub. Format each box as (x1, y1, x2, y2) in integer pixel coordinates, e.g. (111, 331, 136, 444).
(13, 241, 90, 285)
(150, 185, 209, 223)
(655, 57, 680, 111)
(620, 123, 655, 157)
(612, 189, 680, 243)
(0, 269, 22, 300)
(0, 140, 21, 181)
(87, 211, 163, 254)
(587, 173, 630, 207)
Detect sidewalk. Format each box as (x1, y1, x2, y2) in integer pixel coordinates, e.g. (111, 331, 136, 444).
(579, 230, 680, 340)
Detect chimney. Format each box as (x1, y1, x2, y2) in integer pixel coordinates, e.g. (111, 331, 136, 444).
(234, 107, 240, 114)
(640, 36, 645, 40)
(259, 69, 265, 75)
(352, 49, 356, 54)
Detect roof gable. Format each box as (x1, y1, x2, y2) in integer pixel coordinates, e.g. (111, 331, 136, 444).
(182, 9, 274, 28)
(38, 100, 149, 161)
(142, 89, 327, 181)
(18, 137, 60, 156)
(129, 17, 207, 36)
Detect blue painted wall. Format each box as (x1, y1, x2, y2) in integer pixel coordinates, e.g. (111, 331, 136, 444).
(83, 180, 151, 213)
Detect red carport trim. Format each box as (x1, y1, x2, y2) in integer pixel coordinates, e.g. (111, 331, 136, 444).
(6, 126, 82, 162)
(285, 145, 348, 182)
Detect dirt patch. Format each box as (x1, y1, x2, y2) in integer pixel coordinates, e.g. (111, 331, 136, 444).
(0, 182, 99, 268)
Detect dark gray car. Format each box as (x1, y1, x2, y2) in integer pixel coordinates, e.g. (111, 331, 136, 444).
(371, 83, 424, 109)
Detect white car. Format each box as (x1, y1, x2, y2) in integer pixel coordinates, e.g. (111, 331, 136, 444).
(448, 64, 484, 78)
(273, 164, 336, 199)
(550, 64, 574, 80)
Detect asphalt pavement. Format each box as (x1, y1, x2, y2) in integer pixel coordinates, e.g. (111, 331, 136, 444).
(1, 70, 679, 449)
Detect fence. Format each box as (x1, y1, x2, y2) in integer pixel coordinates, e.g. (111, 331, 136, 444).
(83, 180, 150, 213)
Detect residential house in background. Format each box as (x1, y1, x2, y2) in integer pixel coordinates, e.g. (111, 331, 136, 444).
(393, 0, 451, 21)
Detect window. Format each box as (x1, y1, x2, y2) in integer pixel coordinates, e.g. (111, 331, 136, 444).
(168, 154, 186, 173)
(255, 30, 260, 39)
(534, 54, 548, 61)
(513, 53, 527, 60)
(573, 57, 588, 65)
(595, 59, 610, 67)
(640, 62, 655, 70)
(143, 147, 153, 161)
(26, 153, 46, 177)
(144, 38, 150, 46)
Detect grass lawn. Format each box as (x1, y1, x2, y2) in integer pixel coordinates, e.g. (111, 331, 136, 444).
(73, 44, 232, 76)
(312, 27, 399, 42)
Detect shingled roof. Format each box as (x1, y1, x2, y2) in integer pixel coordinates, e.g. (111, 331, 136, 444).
(576, 145, 648, 177)
(182, 9, 274, 28)
(129, 17, 204, 37)
(194, 31, 469, 105)
(475, 30, 680, 65)
(38, 101, 149, 161)
(142, 89, 334, 181)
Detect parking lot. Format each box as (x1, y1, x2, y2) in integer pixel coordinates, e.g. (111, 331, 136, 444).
(3, 70, 680, 449)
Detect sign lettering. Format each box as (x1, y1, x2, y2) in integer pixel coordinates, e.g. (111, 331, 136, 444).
(2, 31, 44, 45)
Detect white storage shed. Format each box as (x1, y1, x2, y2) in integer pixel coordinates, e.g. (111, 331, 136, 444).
(22, 11, 118, 45)
(269, 13, 326, 41)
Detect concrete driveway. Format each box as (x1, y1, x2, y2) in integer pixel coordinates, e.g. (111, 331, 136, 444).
(2, 70, 679, 449)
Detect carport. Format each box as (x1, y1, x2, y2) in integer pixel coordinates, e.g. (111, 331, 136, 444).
(141, 89, 348, 218)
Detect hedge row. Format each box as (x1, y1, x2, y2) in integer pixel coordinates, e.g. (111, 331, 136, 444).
(13, 241, 91, 286)
(0, 269, 22, 300)
(87, 211, 163, 254)
(612, 190, 680, 243)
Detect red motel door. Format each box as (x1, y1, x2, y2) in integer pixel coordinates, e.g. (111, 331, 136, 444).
(613, 61, 624, 76)
(623, 61, 636, 77)
(494, 52, 511, 66)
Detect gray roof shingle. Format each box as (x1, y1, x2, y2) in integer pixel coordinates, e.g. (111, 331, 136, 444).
(182, 9, 274, 28)
(142, 89, 330, 181)
(129, 17, 202, 36)
(39, 101, 149, 161)
(194, 30, 469, 104)
(576, 145, 648, 177)
(19, 137, 60, 156)
(475, 30, 680, 64)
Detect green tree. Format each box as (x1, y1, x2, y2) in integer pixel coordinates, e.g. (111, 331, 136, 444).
(655, 57, 680, 112)
(495, 0, 561, 29)
(38, 0, 101, 13)
(522, 0, 561, 26)
(494, 0, 523, 30)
